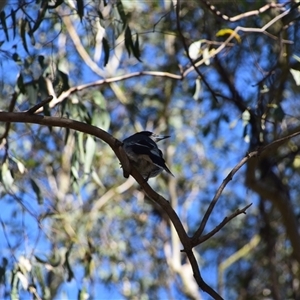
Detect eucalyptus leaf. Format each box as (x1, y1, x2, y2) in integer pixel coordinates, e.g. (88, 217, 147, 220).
(30, 178, 43, 205)
(84, 136, 96, 175)
(0, 11, 9, 41)
(290, 68, 300, 86)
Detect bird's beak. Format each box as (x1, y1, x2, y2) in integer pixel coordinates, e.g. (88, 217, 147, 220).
(152, 134, 170, 142)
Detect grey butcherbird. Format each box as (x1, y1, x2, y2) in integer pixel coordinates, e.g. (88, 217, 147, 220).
(122, 131, 174, 180)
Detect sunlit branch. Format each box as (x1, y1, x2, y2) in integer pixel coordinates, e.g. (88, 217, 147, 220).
(201, 1, 286, 23)
(20, 2, 294, 116)
(35, 71, 182, 113)
(60, 10, 105, 78)
(183, 5, 294, 78)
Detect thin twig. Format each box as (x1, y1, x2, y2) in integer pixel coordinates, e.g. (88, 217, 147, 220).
(193, 203, 252, 246)
(201, 1, 286, 23)
(33, 71, 182, 113)
(192, 129, 300, 241)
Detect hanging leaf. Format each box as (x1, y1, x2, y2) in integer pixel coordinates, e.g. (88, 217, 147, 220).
(10, 156, 26, 174)
(1, 161, 14, 190)
(242, 110, 251, 143)
(30, 178, 43, 204)
(53, 70, 70, 96)
(77, 132, 85, 163)
(64, 127, 70, 145)
(193, 77, 202, 101)
(77, 102, 92, 124)
(91, 170, 104, 187)
(17, 73, 26, 94)
(92, 110, 110, 131)
(188, 40, 202, 60)
(124, 26, 141, 61)
(268, 104, 285, 122)
(116, 0, 127, 29)
(290, 68, 300, 86)
(216, 28, 241, 43)
(78, 288, 89, 300)
(202, 47, 211, 65)
(242, 109, 251, 126)
(76, 0, 84, 21)
(25, 83, 38, 105)
(102, 37, 110, 66)
(26, 20, 35, 45)
(20, 18, 29, 53)
(71, 165, 79, 181)
(84, 136, 96, 176)
(0, 258, 8, 285)
(112, 6, 124, 38)
(92, 90, 106, 109)
(133, 32, 142, 62)
(293, 155, 300, 169)
(273, 105, 285, 122)
(11, 9, 16, 38)
(17, 272, 29, 290)
(0, 11, 9, 41)
(125, 26, 133, 57)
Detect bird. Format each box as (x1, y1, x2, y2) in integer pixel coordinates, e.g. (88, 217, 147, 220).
(122, 131, 174, 180)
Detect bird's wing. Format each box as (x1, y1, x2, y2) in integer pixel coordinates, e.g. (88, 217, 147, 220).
(131, 143, 174, 176)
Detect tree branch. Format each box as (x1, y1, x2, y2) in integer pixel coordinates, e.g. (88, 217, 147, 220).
(192, 203, 252, 246)
(200, 1, 286, 23)
(34, 71, 182, 113)
(0, 110, 222, 299)
(192, 128, 300, 242)
(183, 5, 294, 78)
